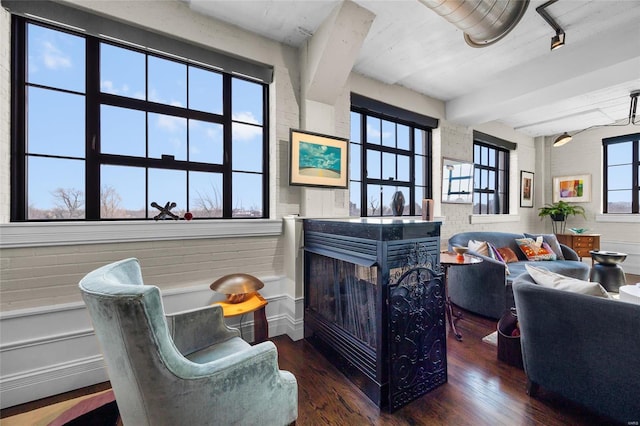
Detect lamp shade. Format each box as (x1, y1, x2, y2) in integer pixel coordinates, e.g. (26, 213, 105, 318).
(210, 273, 264, 294)
(553, 132, 572, 147)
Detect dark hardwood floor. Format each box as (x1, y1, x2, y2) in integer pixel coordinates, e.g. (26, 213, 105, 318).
(2, 303, 625, 425)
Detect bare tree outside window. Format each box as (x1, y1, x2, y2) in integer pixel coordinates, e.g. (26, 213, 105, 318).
(51, 187, 84, 219)
(100, 185, 124, 218)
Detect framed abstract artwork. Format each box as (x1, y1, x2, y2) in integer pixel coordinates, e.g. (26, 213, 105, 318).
(520, 170, 534, 208)
(289, 129, 349, 188)
(552, 174, 591, 203)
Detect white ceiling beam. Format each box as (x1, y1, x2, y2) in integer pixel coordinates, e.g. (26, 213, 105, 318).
(304, 0, 375, 105)
(446, 23, 640, 126)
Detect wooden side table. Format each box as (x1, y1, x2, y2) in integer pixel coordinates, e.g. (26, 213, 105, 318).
(555, 233, 600, 261)
(214, 292, 268, 344)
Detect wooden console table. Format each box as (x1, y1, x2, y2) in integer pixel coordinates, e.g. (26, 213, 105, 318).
(555, 233, 600, 261)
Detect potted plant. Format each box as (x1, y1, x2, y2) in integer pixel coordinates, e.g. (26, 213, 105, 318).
(538, 200, 586, 234)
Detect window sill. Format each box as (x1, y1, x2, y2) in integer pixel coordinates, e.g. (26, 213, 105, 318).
(469, 214, 520, 224)
(595, 214, 639, 223)
(0, 220, 283, 248)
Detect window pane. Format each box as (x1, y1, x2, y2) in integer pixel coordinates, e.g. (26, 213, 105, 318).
(100, 43, 145, 99)
(498, 151, 506, 169)
(232, 123, 262, 172)
(473, 193, 480, 214)
(367, 184, 381, 216)
(233, 172, 262, 217)
(488, 170, 496, 190)
(101, 165, 145, 218)
(382, 120, 395, 147)
(188, 66, 222, 114)
(481, 169, 489, 189)
(367, 150, 381, 179)
(608, 142, 632, 166)
(148, 169, 186, 219)
(397, 124, 410, 150)
(189, 171, 223, 218)
(474, 168, 481, 190)
(149, 113, 187, 160)
(189, 120, 223, 164)
(488, 148, 496, 167)
(481, 146, 489, 165)
(148, 56, 186, 107)
(27, 157, 85, 219)
(27, 87, 85, 157)
(350, 183, 361, 217)
(415, 129, 424, 155)
(350, 143, 361, 181)
(232, 78, 263, 125)
(27, 24, 85, 93)
(397, 155, 410, 181)
(474, 144, 480, 163)
(415, 156, 424, 186)
(367, 117, 381, 145)
(607, 165, 631, 190)
(101, 106, 145, 157)
(350, 112, 361, 143)
(607, 190, 632, 213)
(382, 152, 396, 180)
(415, 186, 426, 214)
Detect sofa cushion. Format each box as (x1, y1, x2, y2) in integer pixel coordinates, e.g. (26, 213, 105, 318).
(515, 237, 557, 261)
(524, 233, 565, 260)
(496, 246, 519, 263)
(525, 264, 611, 298)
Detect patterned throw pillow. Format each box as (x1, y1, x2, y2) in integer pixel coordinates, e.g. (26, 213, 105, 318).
(524, 233, 565, 260)
(516, 237, 557, 261)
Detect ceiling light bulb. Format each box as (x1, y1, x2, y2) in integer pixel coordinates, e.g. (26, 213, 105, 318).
(553, 132, 572, 147)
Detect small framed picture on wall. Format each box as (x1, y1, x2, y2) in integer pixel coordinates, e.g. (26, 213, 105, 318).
(520, 170, 534, 208)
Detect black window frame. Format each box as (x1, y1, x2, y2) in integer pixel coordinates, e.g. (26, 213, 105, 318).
(473, 141, 510, 215)
(10, 16, 269, 221)
(603, 132, 640, 214)
(349, 96, 435, 217)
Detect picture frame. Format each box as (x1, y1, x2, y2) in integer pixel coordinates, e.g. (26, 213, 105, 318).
(441, 157, 473, 204)
(289, 129, 349, 189)
(520, 170, 534, 208)
(552, 174, 591, 203)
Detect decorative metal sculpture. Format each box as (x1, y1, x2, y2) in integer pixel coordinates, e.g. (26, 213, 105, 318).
(151, 201, 179, 221)
(391, 191, 405, 216)
(210, 273, 265, 303)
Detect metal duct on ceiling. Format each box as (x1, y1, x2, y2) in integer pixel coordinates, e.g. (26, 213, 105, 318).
(419, 0, 530, 47)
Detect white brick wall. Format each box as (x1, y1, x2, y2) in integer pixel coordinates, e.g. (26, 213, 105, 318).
(0, 8, 10, 224)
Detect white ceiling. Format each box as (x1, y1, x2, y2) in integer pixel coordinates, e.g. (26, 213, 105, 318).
(186, 0, 640, 138)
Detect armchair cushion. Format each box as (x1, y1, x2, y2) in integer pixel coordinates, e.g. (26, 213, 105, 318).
(525, 264, 610, 298)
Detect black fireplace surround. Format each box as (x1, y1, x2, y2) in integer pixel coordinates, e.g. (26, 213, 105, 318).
(303, 218, 446, 412)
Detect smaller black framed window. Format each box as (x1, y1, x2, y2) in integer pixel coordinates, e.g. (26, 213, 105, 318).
(603, 133, 640, 213)
(473, 133, 512, 215)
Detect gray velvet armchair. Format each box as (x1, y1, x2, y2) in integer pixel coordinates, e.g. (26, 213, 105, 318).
(513, 273, 640, 424)
(79, 258, 298, 426)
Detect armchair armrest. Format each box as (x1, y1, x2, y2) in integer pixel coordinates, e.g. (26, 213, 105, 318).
(166, 304, 240, 356)
(559, 243, 580, 261)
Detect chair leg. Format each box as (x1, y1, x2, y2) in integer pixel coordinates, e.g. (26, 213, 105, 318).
(526, 379, 539, 397)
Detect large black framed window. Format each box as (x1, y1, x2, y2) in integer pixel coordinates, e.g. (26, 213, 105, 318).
(349, 94, 436, 217)
(603, 133, 640, 214)
(473, 131, 513, 215)
(11, 16, 268, 221)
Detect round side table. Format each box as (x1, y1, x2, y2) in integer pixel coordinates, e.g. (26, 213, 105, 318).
(589, 250, 627, 292)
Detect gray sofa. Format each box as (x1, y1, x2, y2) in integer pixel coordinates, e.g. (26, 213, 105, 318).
(513, 273, 640, 424)
(447, 231, 589, 319)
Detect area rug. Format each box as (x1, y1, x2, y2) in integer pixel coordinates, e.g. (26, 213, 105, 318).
(482, 330, 498, 347)
(48, 390, 119, 426)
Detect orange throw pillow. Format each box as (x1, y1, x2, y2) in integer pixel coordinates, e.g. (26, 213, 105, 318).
(496, 247, 519, 263)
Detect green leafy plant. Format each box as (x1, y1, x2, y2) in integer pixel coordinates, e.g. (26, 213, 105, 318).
(538, 201, 586, 234)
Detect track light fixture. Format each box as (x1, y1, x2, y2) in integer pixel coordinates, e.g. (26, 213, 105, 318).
(537, 0, 565, 51)
(554, 91, 640, 147)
